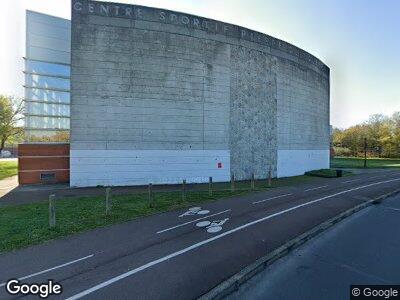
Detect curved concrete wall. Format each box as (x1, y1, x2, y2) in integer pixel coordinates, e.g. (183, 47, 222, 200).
(70, 0, 330, 187)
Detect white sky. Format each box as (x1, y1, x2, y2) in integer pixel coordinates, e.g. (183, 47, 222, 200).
(1, 0, 399, 129)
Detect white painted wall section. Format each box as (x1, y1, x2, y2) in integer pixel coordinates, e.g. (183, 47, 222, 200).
(70, 150, 230, 187)
(277, 150, 330, 178)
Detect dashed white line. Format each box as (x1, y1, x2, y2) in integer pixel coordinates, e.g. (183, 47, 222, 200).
(342, 179, 361, 184)
(65, 177, 400, 300)
(304, 185, 328, 192)
(382, 206, 400, 212)
(252, 193, 292, 204)
(0, 254, 94, 287)
(157, 209, 231, 234)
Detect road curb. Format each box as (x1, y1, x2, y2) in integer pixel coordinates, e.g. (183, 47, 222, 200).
(199, 188, 400, 300)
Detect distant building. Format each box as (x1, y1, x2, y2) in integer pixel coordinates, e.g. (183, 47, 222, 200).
(24, 11, 71, 141)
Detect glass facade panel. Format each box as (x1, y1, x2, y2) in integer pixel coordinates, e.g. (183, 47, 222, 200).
(26, 102, 70, 117)
(26, 74, 70, 90)
(26, 60, 70, 77)
(26, 88, 70, 103)
(25, 129, 70, 138)
(24, 12, 71, 140)
(26, 116, 69, 129)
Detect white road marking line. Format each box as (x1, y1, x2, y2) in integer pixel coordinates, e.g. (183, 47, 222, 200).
(342, 179, 361, 184)
(252, 193, 292, 204)
(304, 185, 328, 192)
(66, 177, 400, 300)
(0, 254, 94, 287)
(383, 206, 400, 212)
(156, 210, 231, 234)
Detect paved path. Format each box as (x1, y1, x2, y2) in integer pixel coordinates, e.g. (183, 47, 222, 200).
(0, 169, 399, 299)
(0, 174, 320, 206)
(229, 193, 400, 300)
(0, 158, 18, 199)
(0, 168, 393, 206)
(0, 176, 18, 199)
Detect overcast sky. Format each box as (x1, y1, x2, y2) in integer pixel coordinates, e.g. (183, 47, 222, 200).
(1, 0, 399, 129)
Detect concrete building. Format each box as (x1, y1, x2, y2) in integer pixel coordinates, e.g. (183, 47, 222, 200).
(24, 11, 71, 140)
(68, 0, 330, 187)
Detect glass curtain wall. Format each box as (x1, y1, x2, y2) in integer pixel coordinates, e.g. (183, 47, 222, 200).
(24, 11, 71, 141)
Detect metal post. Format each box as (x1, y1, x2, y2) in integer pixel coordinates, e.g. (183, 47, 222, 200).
(148, 183, 153, 207)
(364, 138, 367, 168)
(209, 176, 213, 196)
(182, 179, 186, 202)
(268, 167, 272, 187)
(251, 173, 255, 190)
(105, 187, 111, 215)
(231, 174, 235, 192)
(49, 194, 56, 228)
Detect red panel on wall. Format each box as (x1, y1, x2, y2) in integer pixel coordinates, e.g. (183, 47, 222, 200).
(18, 143, 70, 185)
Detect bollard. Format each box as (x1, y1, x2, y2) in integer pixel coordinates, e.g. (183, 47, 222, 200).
(231, 174, 235, 192)
(209, 176, 213, 196)
(105, 187, 111, 215)
(182, 179, 186, 202)
(268, 167, 272, 187)
(148, 183, 153, 207)
(363, 137, 367, 168)
(49, 194, 56, 228)
(251, 173, 255, 190)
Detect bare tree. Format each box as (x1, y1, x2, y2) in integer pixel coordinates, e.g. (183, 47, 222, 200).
(0, 95, 24, 152)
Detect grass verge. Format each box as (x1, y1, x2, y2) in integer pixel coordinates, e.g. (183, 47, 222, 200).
(0, 175, 318, 253)
(0, 160, 18, 180)
(0, 188, 257, 252)
(331, 157, 400, 169)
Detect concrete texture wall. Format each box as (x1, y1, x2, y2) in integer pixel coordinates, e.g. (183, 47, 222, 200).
(276, 57, 330, 176)
(70, 0, 330, 187)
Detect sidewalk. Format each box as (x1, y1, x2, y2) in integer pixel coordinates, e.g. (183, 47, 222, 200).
(0, 174, 321, 206)
(0, 169, 397, 206)
(0, 175, 18, 197)
(228, 193, 400, 300)
(0, 158, 17, 161)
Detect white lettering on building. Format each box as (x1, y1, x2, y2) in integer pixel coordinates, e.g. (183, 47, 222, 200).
(73, 1, 82, 11)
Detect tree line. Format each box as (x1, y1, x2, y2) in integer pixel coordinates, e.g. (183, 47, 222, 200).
(332, 112, 400, 158)
(1, 95, 69, 154)
(0, 95, 24, 152)
(2, 94, 400, 158)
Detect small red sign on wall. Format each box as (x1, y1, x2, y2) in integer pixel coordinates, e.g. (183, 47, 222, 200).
(217, 162, 222, 168)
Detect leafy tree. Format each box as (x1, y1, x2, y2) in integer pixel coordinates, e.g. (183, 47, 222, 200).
(0, 95, 24, 152)
(332, 111, 400, 158)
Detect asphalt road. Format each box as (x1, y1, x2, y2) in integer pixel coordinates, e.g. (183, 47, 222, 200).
(229, 193, 400, 300)
(0, 169, 400, 299)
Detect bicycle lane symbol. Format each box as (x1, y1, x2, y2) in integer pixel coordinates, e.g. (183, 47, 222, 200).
(179, 207, 210, 217)
(196, 218, 229, 233)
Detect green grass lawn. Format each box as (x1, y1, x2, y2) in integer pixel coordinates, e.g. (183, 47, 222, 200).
(0, 160, 18, 180)
(331, 157, 400, 169)
(0, 175, 318, 253)
(0, 188, 259, 252)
